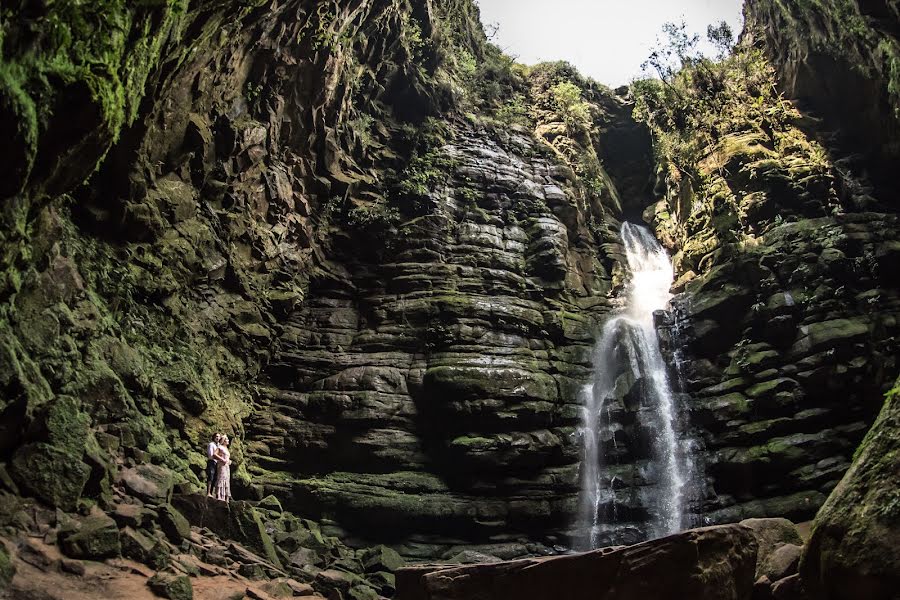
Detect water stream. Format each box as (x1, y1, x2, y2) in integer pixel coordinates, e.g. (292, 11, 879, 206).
(576, 222, 691, 549)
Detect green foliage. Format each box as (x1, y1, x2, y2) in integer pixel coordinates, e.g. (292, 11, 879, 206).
(347, 203, 400, 231)
(348, 113, 376, 149)
(391, 118, 456, 201)
(632, 48, 780, 173)
(0, 0, 190, 193)
(707, 21, 736, 59)
(550, 81, 591, 127)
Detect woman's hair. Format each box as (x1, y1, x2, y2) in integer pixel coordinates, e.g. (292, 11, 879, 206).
(221, 435, 229, 444)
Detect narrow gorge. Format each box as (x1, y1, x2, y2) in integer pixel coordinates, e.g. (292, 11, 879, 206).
(0, 0, 898, 599)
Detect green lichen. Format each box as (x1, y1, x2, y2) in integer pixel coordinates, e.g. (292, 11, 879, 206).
(0, 0, 189, 192)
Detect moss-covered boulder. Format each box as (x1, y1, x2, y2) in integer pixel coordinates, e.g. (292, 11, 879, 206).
(361, 545, 405, 573)
(120, 526, 170, 570)
(9, 396, 93, 511)
(148, 573, 193, 600)
(172, 494, 281, 569)
(0, 543, 14, 589)
(60, 513, 121, 560)
(10, 443, 91, 511)
(800, 379, 900, 600)
(157, 503, 191, 544)
(118, 464, 176, 504)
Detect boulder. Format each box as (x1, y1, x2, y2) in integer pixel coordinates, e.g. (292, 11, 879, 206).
(148, 573, 193, 600)
(361, 545, 405, 573)
(800, 381, 900, 600)
(119, 464, 176, 504)
(287, 546, 325, 569)
(111, 502, 154, 528)
(739, 518, 802, 579)
(257, 495, 283, 513)
(60, 512, 121, 560)
(0, 543, 14, 589)
(172, 494, 282, 568)
(121, 526, 169, 569)
(760, 544, 801, 582)
(397, 524, 758, 600)
(770, 574, 808, 600)
(10, 443, 90, 511)
(157, 503, 191, 544)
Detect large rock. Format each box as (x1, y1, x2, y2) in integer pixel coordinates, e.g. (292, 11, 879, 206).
(739, 518, 803, 579)
(118, 464, 176, 504)
(0, 543, 14, 589)
(361, 545, 405, 573)
(172, 494, 281, 568)
(10, 443, 90, 511)
(800, 381, 900, 600)
(9, 396, 94, 511)
(148, 573, 193, 600)
(397, 524, 758, 600)
(157, 503, 191, 544)
(59, 512, 121, 560)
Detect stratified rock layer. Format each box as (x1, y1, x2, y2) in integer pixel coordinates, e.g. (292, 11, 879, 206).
(246, 120, 617, 556)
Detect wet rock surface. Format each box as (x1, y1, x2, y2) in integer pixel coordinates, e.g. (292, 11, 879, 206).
(244, 120, 617, 555)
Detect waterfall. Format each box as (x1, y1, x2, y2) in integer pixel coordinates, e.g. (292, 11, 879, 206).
(576, 222, 691, 549)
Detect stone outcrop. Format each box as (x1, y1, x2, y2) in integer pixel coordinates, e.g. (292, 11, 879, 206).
(744, 0, 900, 203)
(396, 524, 758, 600)
(799, 377, 900, 600)
(635, 39, 900, 533)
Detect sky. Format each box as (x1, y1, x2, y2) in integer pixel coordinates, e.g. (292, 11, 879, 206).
(476, 0, 746, 87)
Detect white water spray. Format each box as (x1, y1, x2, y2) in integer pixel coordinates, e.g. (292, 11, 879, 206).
(577, 222, 689, 548)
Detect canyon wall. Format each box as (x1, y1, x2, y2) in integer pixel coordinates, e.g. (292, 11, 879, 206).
(0, 0, 897, 570)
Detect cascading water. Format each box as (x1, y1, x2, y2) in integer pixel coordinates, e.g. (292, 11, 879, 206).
(576, 222, 692, 550)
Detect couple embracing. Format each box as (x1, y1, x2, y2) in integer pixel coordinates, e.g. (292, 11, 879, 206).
(206, 433, 232, 501)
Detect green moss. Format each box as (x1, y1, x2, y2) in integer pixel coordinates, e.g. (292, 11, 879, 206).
(0, 542, 14, 589)
(0, 0, 190, 192)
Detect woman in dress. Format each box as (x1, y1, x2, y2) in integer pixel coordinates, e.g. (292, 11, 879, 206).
(213, 435, 232, 502)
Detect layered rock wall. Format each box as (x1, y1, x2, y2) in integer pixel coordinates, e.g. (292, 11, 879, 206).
(246, 120, 618, 556)
(1, 0, 899, 566)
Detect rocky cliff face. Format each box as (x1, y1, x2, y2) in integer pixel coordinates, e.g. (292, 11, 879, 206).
(635, 35, 900, 533)
(744, 0, 900, 204)
(0, 0, 645, 560)
(0, 0, 898, 581)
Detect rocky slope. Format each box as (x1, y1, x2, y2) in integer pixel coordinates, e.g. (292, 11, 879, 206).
(0, 0, 899, 597)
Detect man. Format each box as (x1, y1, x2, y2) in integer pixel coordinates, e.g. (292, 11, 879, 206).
(206, 433, 221, 497)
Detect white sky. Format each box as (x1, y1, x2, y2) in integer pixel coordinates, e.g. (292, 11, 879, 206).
(476, 0, 745, 86)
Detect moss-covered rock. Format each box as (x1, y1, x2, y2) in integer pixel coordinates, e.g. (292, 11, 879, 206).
(0, 543, 14, 589)
(10, 443, 90, 511)
(800, 378, 900, 599)
(121, 526, 170, 570)
(361, 545, 405, 573)
(59, 513, 121, 560)
(171, 495, 281, 569)
(148, 573, 193, 600)
(157, 503, 191, 544)
(118, 464, 176, 504)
